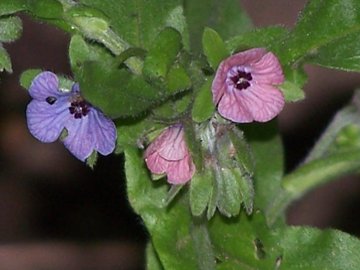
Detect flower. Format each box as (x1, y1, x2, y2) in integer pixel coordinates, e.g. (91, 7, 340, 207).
(212, 48, 285, 123)
(144, 124, 195, 185)
(26, 71, 117, 161)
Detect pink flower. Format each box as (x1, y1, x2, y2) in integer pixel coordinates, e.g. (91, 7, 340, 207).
(144, 125, 195, 185)
(212, 48, 285, 123)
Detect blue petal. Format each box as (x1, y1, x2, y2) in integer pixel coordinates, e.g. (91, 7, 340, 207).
(26, 97, 70, 142)
(71, 83, 80, 94)
(29, 71, 66, 100)
(62, 108, 116, 161)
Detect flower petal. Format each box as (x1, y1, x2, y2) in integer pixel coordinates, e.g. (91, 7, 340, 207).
(241, 84, 285, 122)
(166, 154, 195, 184)
(224, 48, 267, 69)
(145, 126, 187, 161)
(158, 126, 187, 160)
(251, 52, 284, 84)
(26, 97, 70, 142)
(145, 152, 169, 175)
(217, 90, 253, 123)
(29, 71, 64, 100)
(212, 61, 228, 105)
(62, 115, 93, 161)
(62, 109, 116, 161)
(87, 109, 117, 156)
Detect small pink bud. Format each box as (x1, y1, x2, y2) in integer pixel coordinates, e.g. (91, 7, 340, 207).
(212, 48, 285, 123)
(144, 125, 195, 185)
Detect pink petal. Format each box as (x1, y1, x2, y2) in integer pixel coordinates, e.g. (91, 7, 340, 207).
(145, 152, 169, 175)
(144, 126, 187, 161)
(166, 154, 196, 185)
(212, 62, 228, 105)
(217, 90, 253, 123)
(241, 84, 285, 122)
(251, 52, 284, 84)
(223, 48, 267, 69)
(158, 126, 187, 160)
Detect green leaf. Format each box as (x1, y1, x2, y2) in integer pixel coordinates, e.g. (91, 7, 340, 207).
(191, 78, 215, 123)
(237, 171, 254, 215)
(183, 121, 204, 174)
(68, 34, 114, 74)
(228, 128, 255, 176)
(279, 80, 305, 102)
(202, 28, 229, 70)
(209, 208, 360, 269)
(189, 171, 213, 217)
(116, 117, 162, 154)
(86, 151, 98, 169)
(215, 167, 242, 217)
(0, 46, 12, 73)
(184, 0, 252, 53)
(166, 65, 191, 94)
(226, 26, 288, 54)
(0, 0, 27, 16)
(164, 185, 183, 206)
(79, 61, 161, 118)
(334, 124, 360, 150)
(151, 92, 192, 119)
(275, 0, 360, 71)
(209, 211, 282, 269)
(146, 242, 164, 270)
(124, 147, 199, 270)
(27, 0, 64, 19)
(0, 16, 22, 43)
(307, 32, 360, 71)
(143, 27, 182, 80)
(242, 122, 284, 214)
(278, 227, 360, 269)
(19, 69, 42, 89)
(78, 0, 187, 50)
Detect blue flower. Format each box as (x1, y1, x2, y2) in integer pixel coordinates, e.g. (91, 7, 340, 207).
(26, 71, 117, 161)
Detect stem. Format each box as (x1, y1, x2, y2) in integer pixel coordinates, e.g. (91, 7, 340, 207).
(304, 106, 360, 163)
(100, 29, 143, 74)
(190, 216, 216, 270)
(266, 150, 360, 226)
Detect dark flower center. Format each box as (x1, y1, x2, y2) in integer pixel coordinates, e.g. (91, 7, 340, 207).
(68, 95, 90, 119)
(230, 70, 253, 90)
(46, 96, 57, 105)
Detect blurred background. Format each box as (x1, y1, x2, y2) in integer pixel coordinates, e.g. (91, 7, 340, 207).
(0, 0, 359, 269)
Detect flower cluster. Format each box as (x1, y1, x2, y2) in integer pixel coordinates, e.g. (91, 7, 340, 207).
(27, 47, 284, 184)
(144, 125, 195, 185)
(212, 48, 285, 123)
(144, 48, 285, 184)
(26, 71, 116, 161)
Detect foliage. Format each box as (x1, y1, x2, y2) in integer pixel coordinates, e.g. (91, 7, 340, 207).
(2, 0, 360, 269)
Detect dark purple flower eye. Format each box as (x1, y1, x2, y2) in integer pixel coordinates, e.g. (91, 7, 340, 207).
(26, 72, 117, 161)
(45, 96, 57, 105)
(212, 48, 285, 123)
(144, 124, 195, 185)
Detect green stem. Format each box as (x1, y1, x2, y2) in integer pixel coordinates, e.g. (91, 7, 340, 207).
(266, 151, 360, 226)
(190, 216, 216, 270)
(304, 105, 360, 163)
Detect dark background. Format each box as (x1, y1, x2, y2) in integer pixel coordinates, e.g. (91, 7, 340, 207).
(0, 0, 359, 269)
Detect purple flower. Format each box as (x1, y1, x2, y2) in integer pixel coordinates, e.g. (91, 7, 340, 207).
(144, 125, 195, 185)
(212, 48, 285, 123)
(26, 71, 117, 161)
